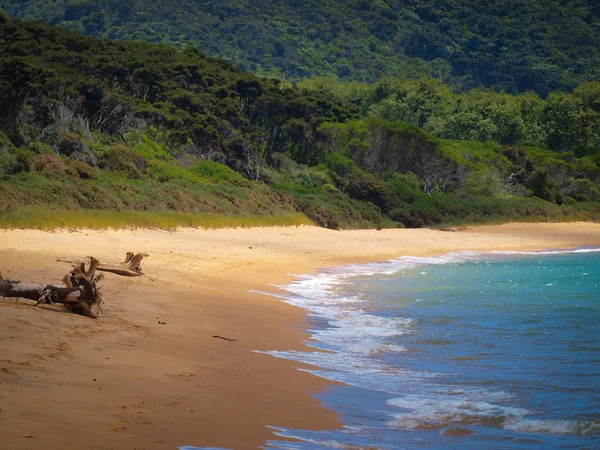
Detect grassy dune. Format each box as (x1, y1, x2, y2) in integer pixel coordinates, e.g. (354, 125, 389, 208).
(0, 208, 314, 231)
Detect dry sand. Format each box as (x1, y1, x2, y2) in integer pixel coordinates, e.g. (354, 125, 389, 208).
(0, 222, 599, 449)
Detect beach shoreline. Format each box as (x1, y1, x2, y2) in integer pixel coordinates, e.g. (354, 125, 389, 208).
(0, 222, 599, 449)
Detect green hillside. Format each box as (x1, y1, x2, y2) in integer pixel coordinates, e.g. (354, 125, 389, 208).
(1, 0, 599, 94)
(1, 17, 599, 229)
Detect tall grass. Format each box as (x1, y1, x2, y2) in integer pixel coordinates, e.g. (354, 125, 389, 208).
(0, 208, 314, 230)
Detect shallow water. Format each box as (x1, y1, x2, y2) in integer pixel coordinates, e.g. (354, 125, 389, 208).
(258, 249, 600, 449)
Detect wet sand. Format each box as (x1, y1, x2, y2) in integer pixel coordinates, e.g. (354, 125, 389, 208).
(0, 222, 598, 449)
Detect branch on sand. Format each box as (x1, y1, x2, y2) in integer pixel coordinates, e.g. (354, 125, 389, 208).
(0, 257, 103, 319)
(57, 252, 148, 277)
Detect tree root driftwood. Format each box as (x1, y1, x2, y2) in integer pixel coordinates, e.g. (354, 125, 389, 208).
(0, 258, 104, 319)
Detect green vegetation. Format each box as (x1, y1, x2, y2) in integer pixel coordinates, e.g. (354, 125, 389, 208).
(0, 17, 598, 230)
(1, 0, 599, 95)
(0, 208, 313, 230)
(299, 77, 600, 156)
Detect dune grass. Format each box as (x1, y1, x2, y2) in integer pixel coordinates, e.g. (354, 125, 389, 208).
(0, 208, 315, 231)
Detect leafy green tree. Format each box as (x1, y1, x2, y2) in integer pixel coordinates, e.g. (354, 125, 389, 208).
(526, 169, 562, 204)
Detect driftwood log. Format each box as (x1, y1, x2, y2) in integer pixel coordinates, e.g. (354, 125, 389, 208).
(0, 258, 103, 319)
(56, 252, 147, 277)
(0, 276, 43, 301)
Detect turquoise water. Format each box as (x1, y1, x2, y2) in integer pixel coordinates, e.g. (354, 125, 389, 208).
(260, 249, 600, 449)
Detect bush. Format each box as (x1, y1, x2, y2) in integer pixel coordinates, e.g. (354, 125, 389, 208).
(346, 172, 389, 209)
(525, 169, 562, 204)
(98, 143, 148, 179)
(190, 160, 245, 183)
(384, 171, 425, 205)
(572, 178, 600, 202)
(33, 154, 66, 175)
(147, 160, 203, 183)
(462, 169, 507, 198)
(1, 147, 33, 175)
(66, 158, 97, 179)
(291, 191, 385, 229)
(297, 169, 333, 188)
(28, 141, 54, 155)
(325, 152, 357, 178)
(271, 152, 300, 174)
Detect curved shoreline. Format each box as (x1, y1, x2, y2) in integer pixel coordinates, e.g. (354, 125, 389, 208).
(0, 223, 599, 449)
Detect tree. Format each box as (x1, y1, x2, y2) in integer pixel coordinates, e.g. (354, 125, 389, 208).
(526, 169, 562, 204)
(0, 58, 37, 143)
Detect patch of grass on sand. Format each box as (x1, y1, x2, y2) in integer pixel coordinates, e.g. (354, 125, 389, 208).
(0, 208, 314, 230)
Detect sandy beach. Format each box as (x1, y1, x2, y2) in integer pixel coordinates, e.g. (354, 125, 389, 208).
(0, 222, 599, 449)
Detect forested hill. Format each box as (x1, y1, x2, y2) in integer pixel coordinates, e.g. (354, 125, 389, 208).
(1, 16, 599, 229)
(1, 0, 599, 95)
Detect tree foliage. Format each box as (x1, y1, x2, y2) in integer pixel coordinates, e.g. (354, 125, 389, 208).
(301, 77, 600, 156)
(1, 0, 599, 94)
(0, 17, 599, 229)
(0, 17, 355, 173)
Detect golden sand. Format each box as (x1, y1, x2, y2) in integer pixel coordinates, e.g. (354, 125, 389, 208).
(0, 222, 598, 449)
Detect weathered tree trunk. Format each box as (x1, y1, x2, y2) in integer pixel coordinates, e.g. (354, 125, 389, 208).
(0, 279, 43, 301)
(1, 258, 104, 319)
(51, 256, 103, 318)
(38, 284, 101, 318)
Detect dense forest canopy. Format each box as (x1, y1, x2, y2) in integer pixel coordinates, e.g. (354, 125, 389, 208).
(298, 77, 600, 157)
(0, 16, 599, 228)
(1, 0, 599, 95)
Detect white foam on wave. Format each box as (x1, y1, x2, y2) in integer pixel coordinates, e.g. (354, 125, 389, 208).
(345, 339, 407, 356)
(492, 247, 600, 256)
(267, 427, 348, 449)
(387, 392, 600, 436)
(179, 447, 230, 450)
(387, 392, 527, 429)
(253, 253, 493, 396)
(313, 312, 414, 341)
(504, 417, 600, 435)
(256, 251, 505, 393)
(259, 347, 436, 393)
(258, 248, 600, 439)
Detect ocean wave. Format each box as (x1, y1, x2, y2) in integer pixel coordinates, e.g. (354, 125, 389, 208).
(258, 248, 600, 447)
(491, 247, 600, 256)
(387, 394, 600, 436)
(504, 417, 600, 435)
(387, 393, 528, 429)
(179, 447, 230, 450)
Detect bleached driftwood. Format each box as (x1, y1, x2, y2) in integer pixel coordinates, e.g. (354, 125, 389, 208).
(56, 252, 148, 277)
(0, 258, 103, 318)
(37, 257, 104, 318)
(0, 276, 43, 301)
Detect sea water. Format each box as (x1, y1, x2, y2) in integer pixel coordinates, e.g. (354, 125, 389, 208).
(256, 248, 600, 449)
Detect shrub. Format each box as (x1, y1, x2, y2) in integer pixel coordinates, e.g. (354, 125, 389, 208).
(190, 160, 245, 183)
(147, 160, 203, 183)
(28, 141, 54, 154)
(271, 152, 300, 174)
(3, 147, 33, 174)
(33, 154, 66, 175)
(462, 169, 507, 198)
(346, 172, 389, 209)
(384, 171, 425, 204)
(325, 152, 357, 178)
(99, 143, 148, 179)
(66, 158, 97, 179)
(525, 169, 562, 204)
(572, 178, 600, 202)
